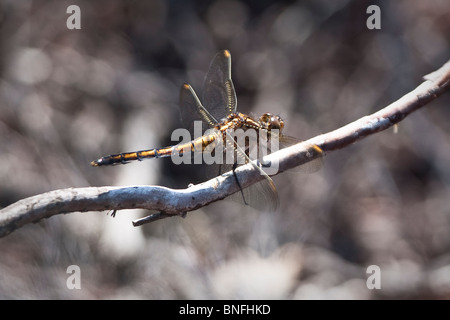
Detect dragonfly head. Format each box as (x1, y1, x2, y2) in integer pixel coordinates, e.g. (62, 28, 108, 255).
(259, 113, 284, 132)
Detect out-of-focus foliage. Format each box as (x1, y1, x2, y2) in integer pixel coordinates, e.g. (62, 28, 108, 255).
(0, 0, 449, 299)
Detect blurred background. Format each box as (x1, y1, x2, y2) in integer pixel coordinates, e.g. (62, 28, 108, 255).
(0, 0, 449, 299)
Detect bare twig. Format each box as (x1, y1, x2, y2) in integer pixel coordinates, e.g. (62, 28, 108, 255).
(0, 60, 449, 238)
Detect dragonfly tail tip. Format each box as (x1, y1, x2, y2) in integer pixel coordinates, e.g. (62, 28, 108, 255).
(90, 160, 100, 167)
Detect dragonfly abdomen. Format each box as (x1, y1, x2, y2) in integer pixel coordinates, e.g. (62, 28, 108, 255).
(90, 148, 167, 166)
(91, 134, 218, 167)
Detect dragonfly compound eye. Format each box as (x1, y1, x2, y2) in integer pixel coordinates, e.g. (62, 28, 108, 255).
(259, 113, 272, 125)
(269, 115, 284, 131)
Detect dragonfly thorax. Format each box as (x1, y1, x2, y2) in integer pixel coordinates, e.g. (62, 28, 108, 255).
(215, 112, 257, 131)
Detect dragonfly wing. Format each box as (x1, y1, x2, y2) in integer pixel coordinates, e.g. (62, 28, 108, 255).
(180, 50, 280, 212)
(202, 50, 237, 121)
(278, 134, 323, 173)
(219, 160, 279, 213)
(179, 83, 218, 136)
(247, 130, 323, 173)
(221, 129, 280, 213)
(229, 178, 279, 212)
(180, 50, 236, 133)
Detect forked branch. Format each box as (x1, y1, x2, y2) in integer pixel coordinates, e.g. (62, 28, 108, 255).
(0, 60, 449, 237)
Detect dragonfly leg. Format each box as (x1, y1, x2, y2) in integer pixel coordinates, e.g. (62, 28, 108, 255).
(107, 209, 117, 217)
(132, 211, 186, 226)
(232, 162, 248, 206)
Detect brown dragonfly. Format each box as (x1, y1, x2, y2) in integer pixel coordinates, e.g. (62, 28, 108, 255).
(91, 50, 323, 211)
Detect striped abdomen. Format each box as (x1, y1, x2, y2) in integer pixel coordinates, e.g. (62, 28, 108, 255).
(91, 134, 218, 167)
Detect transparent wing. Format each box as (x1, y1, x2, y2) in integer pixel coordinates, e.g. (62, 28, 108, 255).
(179, 50, 236, 135)
(229, 179, 280, 212)
(180, 83, 218, 135)
(202, 50, 237, 122)
(228, 133, 323, 212)
(180, 50, 280, 212)
(272, 133, 323, 173)
(219, 129, 280, 213)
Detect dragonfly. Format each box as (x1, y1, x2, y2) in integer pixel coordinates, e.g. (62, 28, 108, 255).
(91, 50, 323, 212)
